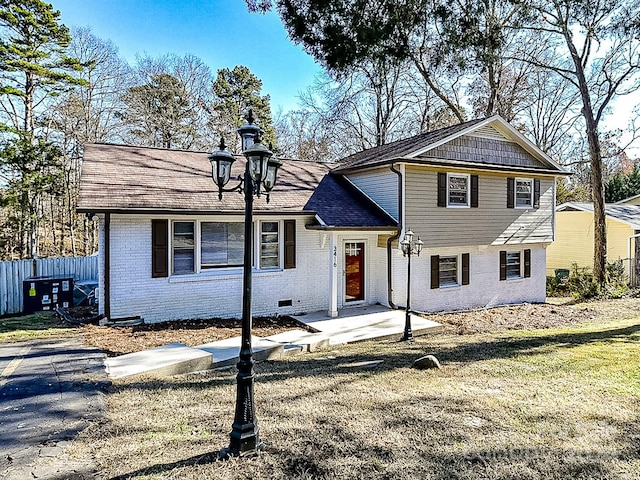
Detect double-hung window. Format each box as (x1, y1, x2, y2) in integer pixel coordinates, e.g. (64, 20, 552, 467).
(172, 221, 195, 274)
(438, 172, 478, 208)
(515, 178, 533, 208)
(260, 221, 280, 269)
(447, 173, 470, 207)
(499, 249, 531, 280)
(430, 253, 470, 289)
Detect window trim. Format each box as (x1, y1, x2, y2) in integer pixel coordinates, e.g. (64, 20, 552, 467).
(167, 218, 290, 277)
(446, 173, 471, 208)
(171, 220, 196, 275)
(430, 253, 470, 289)
(259, 220, 280, 270)
(515, 177, 534, 209)
(500, 249, 532, 281)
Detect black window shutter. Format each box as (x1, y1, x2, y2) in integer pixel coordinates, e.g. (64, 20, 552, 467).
(462, 253, 470, 285)
(284, 219, 296, 269)
(533, 179, 541, 209)
(524, 249, 531, 278)
(152, 219, 168, 278)
(437, 172, 447, 207)
(507, 178, 514, 208)
(471, 175, 479, 208)
(499, 250, 507, 281)
(431, 255, 440, 289)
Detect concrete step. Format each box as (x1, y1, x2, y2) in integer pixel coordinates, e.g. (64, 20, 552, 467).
(105, 343, 212, 379)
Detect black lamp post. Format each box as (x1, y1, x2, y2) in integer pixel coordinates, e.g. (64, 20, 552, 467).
(400, 229, 423, 341)
(208, 110, 281, 458)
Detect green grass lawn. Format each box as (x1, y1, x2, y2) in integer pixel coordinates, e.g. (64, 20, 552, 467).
(75, 315, 640, 480)
(0, 311, 76, 342)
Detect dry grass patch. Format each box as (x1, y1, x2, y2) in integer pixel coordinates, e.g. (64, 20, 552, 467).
(76, 315, 640, 480)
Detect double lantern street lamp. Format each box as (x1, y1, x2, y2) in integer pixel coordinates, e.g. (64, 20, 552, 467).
(208, 110, 281, 458)
(400, 229, 423, 341)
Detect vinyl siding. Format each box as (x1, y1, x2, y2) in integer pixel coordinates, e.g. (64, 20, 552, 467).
(404, 166, 554, 247)
(546, 211, 633, 275)
(346, 167, 399, 220)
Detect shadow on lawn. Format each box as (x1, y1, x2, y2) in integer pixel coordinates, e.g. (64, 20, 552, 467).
(435, 321, 640, 364)
(113, 321, 640, 394)
(100, 321, 640, 480)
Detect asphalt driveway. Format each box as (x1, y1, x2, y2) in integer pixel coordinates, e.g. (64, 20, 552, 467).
(0, 338, 107, 480)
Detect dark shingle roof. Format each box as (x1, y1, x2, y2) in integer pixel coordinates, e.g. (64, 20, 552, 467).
(304, 173, 397, 228)
(78, 143, 333, 213)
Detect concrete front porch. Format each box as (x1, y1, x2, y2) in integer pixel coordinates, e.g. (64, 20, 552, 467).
(291, 304, 444, 345)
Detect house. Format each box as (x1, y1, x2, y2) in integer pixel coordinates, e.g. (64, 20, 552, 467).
(77, 116, 568, 323)
(546, 202, 640, 280)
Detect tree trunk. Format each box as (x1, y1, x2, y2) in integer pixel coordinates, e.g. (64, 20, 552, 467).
(563, 25, 607, 284)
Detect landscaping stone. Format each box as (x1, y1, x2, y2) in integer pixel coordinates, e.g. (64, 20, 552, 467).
(413, 354, 441, 369)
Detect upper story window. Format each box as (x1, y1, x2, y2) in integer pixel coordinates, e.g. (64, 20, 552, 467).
(508, 177, 540, 209)
(515, 178, 533, 208)
(438, 172, 478, 208)
(447, 173, 470, 207)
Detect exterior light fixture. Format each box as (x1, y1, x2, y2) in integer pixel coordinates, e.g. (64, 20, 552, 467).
(400, 228, 423, 341)
(209, 109, 280, 458)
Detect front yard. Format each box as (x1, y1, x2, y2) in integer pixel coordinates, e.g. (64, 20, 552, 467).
(59, 298, 640, 480)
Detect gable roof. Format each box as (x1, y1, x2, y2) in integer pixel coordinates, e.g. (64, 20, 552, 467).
(556, 202, 640, 229)
(77, 143, 333, 214)
(304, 173, 398, 229)
(335, 116, 568, 176)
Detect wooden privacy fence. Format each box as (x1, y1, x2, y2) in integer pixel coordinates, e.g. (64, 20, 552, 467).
(0, 255, 98, 316)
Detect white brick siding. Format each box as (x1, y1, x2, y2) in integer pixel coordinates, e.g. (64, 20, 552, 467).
(387, 244, 547, 313)
(99, 214, 391, 323)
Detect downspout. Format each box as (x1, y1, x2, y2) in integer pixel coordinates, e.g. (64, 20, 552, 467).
(104, 213, 111, 320)
(388, 163, 403, 309)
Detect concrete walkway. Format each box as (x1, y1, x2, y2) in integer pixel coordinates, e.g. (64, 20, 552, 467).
(104, 305, 443, 379)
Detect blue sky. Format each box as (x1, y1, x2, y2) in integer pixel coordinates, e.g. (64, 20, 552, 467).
(50, 0, 323, 113)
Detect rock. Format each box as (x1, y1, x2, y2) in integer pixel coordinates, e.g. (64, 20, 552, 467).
(413, 355, 441, 370)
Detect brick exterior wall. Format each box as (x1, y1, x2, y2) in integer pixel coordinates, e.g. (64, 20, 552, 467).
(387, 243, 547, 313)
(98, 214, 390, 323)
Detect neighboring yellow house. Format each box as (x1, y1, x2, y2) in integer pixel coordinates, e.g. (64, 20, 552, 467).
(546, 202, 640, 279)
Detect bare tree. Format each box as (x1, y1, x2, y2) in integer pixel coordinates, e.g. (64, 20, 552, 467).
(514, 0, 640, 283)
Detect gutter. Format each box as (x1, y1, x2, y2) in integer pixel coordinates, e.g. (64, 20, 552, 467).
(388, 163, 403, 309)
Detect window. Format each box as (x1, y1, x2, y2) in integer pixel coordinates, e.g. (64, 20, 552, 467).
(506, 251, 521, 279)
(430, 253, 470, 289)
(162, 219, 295, 277)
(439, 256, 458, 287)
(515, 178, 533, 208)
(447, 173, 470, 207)
(172, 221, 195, 274)
(260, 221, 279, 269)
(508, 178, 540, 209)
(499, 249, 531, 280)
(438, 172, 478, 207)
(201, 222, 243, 268)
